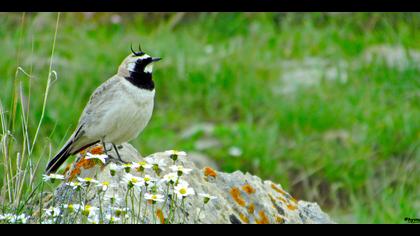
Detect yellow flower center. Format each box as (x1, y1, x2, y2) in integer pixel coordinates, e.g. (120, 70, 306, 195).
(180, 188, 187, 195)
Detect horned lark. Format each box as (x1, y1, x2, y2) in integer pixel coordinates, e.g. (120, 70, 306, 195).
(46, 46, 161, 174)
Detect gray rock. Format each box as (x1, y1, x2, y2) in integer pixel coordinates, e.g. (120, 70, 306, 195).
(49, 143, 334, 224)
(187, 151, 219, 170)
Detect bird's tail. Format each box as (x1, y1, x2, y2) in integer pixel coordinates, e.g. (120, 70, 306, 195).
(45, 125, 100, 175)
(45, 136, 75, 175)
(45, 125, 85, 174)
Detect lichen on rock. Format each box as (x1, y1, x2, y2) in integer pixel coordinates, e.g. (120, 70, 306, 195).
(47, 143, 334, 224)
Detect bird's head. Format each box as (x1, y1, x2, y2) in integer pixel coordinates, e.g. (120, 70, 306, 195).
(118, 45, 162, 90)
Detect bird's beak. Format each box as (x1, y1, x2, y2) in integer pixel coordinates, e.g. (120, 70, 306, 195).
(151, 57, 162, 62)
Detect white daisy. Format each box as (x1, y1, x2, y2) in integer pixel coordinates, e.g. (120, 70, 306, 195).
(122, 163, 133, 173)
(162, 172, 178, 184)
(44, 207, 61, 218)
(112, 207, 129, 217)
(3, 214, 29, 224)
(66, 181, 85, 190)
(198, 193, 217, 204)
(122, 173, 145, 188)
(18, 214, 29, 224)
(85, 152, 108, 164)
(145, 156, 167, 170)
(81, 204, 98, 217)
(144, 193, 165, 203)
(147, 180, 165, 194)
(97, 181, 112, 192)
(169, 165, 192, 176)
(106, 214, 121, 223)
(109, 163, 124, 176)
(104, 194, 122, 205)
(142, 174, 156, 186)
(131, 161, 152, 172)
(1, 213, 12, 221)
(164, 150, 187, 162)
(41, 219, 55, 224)
(77, 177, 99, 185)
(174, 182, 195, 199)
(175, 179, 189, 187)
(63, 203, 81, 213)
(42, 174, 65, 183)
(4, 214, 16, 224)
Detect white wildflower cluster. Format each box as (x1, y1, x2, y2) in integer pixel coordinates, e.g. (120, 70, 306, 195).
(0, 213, 29, 224)
(117, 150, 197, 201)
(35, 149, 217, 224)
(41, 203, 102, 224)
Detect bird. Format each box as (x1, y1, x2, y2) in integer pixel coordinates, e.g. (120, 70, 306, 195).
(45, 45, 161, 174)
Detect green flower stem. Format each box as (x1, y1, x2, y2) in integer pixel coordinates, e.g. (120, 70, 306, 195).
(136, 190, 143, 224)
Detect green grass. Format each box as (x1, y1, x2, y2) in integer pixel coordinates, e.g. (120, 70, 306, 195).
(1, 12, 419, 223)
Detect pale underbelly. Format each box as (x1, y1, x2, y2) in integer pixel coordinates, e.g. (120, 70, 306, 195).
(86, 99, 153, 144)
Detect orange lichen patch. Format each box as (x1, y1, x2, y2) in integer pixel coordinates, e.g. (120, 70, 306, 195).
(230, 187, 246, 207)
(77, 144, 104, 157)
(239, 213, 249, 224)
(68, 167, 80, 181)
(156, 209, 165, 224)
(287, 204, 297, 211)
(275, 215, 284, 224)
(90, 145, 105, 155)
(68, 158, 98, 181)
(78, 158, 97, 170)
(203, 167, 217, 178)
(271, 183, 287, 196)
(255, 211, 270, 224)
(242, 184, 256, 194)
(247, 203, 255, 214)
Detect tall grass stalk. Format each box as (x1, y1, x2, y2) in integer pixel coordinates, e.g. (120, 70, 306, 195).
(0, 12, 61, 211)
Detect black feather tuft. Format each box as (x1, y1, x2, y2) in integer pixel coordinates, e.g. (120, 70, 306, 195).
(130, 43, 145, 57)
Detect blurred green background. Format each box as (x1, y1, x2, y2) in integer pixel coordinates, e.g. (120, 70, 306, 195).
(0, 12, 419, 223)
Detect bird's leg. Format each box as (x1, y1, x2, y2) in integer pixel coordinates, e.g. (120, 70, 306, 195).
(101, 140, 109, 156)
(112, 143, 125, 163)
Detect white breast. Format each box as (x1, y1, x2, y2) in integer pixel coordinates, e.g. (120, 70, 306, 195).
(87, 79, 155, 144)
